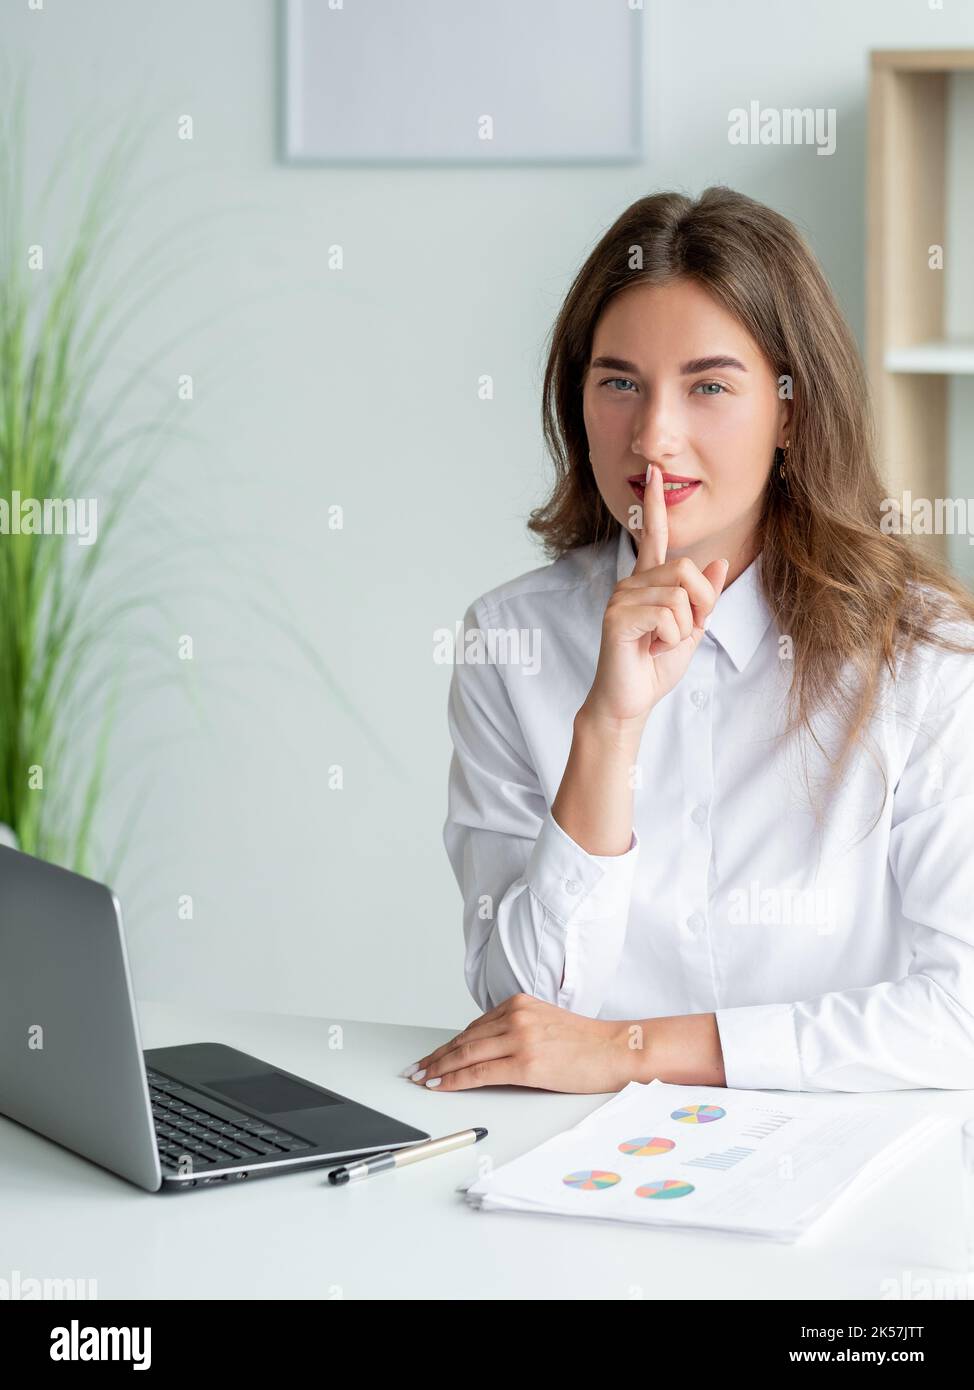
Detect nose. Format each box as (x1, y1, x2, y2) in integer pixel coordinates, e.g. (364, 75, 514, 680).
(631, 389, 682, 466)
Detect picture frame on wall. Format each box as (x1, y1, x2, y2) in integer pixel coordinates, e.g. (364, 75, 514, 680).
(280, 0, 644, 166)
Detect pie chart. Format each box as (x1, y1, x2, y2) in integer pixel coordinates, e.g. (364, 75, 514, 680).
(635, 1179, 696, 1200)
(562, 1170, 621, 1190)
(671, 1104, 726, 1124)
(618, 1136, 676, 1156)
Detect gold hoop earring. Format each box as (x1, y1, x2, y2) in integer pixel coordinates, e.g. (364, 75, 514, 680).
(776, 442, 789, 481)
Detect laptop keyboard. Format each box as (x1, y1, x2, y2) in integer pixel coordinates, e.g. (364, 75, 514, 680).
(146, 1068, 313, 1175)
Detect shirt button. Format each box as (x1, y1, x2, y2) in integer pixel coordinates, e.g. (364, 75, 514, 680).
(686, 912, 705, 935)
(691, 689, 708, 709)
(564, 879, 581, 895)
(691, 803, 709, 826)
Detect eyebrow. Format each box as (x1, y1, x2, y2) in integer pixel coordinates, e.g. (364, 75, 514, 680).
(589, 354, 748, 375)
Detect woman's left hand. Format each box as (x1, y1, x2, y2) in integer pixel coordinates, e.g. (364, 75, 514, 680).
(402, 993, 644, 1094)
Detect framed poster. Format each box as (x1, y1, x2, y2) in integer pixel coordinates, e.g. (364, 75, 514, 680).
(281, 0, 644, 165)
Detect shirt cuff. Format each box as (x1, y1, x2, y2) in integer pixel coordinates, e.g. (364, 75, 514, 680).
(523, 809, 640, 924)
(714, 1001, 803, 1092)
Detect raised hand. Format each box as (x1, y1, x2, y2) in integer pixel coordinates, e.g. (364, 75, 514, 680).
(581, 462, 729, 731)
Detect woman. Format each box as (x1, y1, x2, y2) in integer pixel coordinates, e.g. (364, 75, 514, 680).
(404, 186, 974, 1096)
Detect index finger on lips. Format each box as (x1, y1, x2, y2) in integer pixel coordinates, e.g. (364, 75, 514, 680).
(633, 462, 667, 572)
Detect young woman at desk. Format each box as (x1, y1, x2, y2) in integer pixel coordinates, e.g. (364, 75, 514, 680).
(404, 186, 974, 1097)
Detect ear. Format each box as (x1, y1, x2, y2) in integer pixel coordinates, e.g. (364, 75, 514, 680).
(777, 396, 794, 446)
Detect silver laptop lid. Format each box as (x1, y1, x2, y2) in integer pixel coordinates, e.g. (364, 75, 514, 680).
(0, 844, 160, 1191)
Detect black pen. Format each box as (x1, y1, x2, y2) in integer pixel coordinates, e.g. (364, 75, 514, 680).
(327, 1126, 487, 1185)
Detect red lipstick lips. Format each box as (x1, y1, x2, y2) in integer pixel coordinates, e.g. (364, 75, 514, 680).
(626, 471, 700, 486)
(627, 471, 702, 509)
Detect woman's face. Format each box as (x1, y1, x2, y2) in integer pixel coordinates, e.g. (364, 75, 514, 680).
(582, 277, 791, 576)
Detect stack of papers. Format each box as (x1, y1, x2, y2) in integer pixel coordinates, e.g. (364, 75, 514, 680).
(463, 1080, 946, 1242)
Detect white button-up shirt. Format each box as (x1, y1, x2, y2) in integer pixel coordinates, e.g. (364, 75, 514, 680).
(443, 526, 974, 1092)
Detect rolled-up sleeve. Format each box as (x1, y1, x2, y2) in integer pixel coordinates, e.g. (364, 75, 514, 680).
(715, 638, 974, 1092)
(443, 600, 641, 1018)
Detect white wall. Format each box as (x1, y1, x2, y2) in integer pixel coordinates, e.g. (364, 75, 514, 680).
(3, 0, 973, 1030)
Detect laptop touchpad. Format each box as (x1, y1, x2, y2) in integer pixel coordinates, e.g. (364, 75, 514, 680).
(203, 1071, 340, 1115)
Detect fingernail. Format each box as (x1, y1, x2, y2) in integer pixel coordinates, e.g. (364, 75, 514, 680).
(400, 1064, 419, 1077)
(425, 1077, 442, 1088)
(411, 1068, 426, 1082)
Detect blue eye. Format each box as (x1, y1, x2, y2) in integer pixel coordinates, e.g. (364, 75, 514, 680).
(598, 377, 727, 395)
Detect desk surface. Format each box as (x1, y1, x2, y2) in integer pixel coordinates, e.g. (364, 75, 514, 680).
(1, 1001, 971, 1300)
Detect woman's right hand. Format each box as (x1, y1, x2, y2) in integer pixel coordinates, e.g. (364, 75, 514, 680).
(580, 463, 730, 735)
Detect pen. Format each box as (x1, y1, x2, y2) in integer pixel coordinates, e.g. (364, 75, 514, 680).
(327, 1126, 488, 1185)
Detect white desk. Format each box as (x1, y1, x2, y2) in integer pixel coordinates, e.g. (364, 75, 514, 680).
(1, 1000, 971, 1300)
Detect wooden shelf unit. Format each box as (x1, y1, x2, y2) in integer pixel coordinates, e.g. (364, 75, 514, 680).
(866, 48, 974, 562)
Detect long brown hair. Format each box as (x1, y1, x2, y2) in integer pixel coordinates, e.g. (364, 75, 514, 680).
(530, 185, 974, 832)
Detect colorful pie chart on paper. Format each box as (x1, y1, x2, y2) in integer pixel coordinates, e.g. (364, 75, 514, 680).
(562, 1170, 621, 1191)
(635, 1179, 696, 1200)
(671, 1104, 726, 1125)
(618, 1136, 676, 1157)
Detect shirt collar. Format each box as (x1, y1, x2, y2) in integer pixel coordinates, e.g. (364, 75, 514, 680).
(613, 526, 774, 674)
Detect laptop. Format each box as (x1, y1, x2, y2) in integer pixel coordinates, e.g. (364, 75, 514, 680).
(0, 844, 429, 1191)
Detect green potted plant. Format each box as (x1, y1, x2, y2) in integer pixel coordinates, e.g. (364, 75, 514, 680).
(0, 87, 180, 875)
